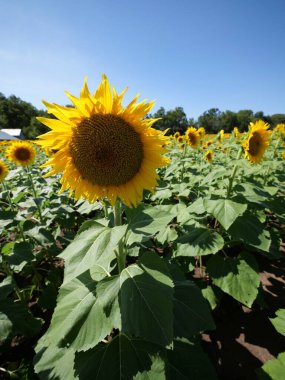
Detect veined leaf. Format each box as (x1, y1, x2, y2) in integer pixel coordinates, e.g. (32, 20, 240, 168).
(207, 251, 260, 307)
(173, 280, 215, 338)
(203, 198, 247, 230)
(75, 334, 166, 380)
(228, 212, 271, 252)
(270, 309, 285, 337)
(60, 223, 127, 283)
(120, 253, 174, 347)
(175, 224, 224, 257)
(39, 271, 121, 352)
(167, 339, 218, 380)
(256, 352, 285, 380)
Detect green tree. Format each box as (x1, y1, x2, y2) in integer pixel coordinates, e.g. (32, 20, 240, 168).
(198, 108, 221, 133)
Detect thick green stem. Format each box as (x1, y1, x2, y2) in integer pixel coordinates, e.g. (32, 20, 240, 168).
(26, 167, 43, 223)
(226, 147, 243, 199)
(2, 182, 14, 211)
(113, 199, 125, 273)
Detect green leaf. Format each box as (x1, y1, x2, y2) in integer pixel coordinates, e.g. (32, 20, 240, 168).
(257, 352, 285, 380)
(120, 253, 174, 347)
(0, 276, 14, 300)
(201, 285, 221, 310)
(75, 334, 166, 380)
(0, 299, 42, 341)
(203, 198, 247, 230)
(34, 344, 76, 380)
(5, 242, 34, 272)
(200, 167, 228, 186)
(25, 226, 55, 245)
(177, 198, 206, 224)
(167, 339, 218, 380)
(156, 226, 178, 244)
(41, 271, 121, 352)
(207, 251, 260, 307)
(0, 210, 17, 231)
(270, 309, 285, 336)
(126, 204, 174, 234)
(60, 223, 127, 283)
(173, 281, 215, 338)
(228, 212, 271, 252)
(175, 224, 224, 257)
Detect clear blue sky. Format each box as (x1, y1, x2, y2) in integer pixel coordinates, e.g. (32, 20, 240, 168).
(1, 0, 285, 120)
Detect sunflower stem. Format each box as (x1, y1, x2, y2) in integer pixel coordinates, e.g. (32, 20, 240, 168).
(226, 147, 243, 199)
(2, 182, 14, 211)
(25, 167, 43, 224)
(113, 199, 125, 273)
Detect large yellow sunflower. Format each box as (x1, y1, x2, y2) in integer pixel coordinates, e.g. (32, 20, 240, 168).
(36, 74, 169, 207)
(204, 149, 214, 163)
(243, 120, 270, 164)
(0, 160, 9, 182)
(6, 141, 36, 166)
(186, 127, 200, 148)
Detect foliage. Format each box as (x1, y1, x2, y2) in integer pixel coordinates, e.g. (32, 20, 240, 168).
(0, 126, 284, 378)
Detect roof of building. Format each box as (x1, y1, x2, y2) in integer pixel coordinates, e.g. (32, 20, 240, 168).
(0, 130, 19, 140)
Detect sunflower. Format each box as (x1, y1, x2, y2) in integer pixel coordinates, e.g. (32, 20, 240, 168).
(174, 131, 180, 139)
(0, 160, 9, 182)
(6, 141, 36, 166)
(204, 150, 214, 163)
(274, 123, 285, 136)
(197, 127, 205, 139)
(186, 127, 200, 148)
(36, 74, 169, 207)
(243, 120, 271, 164)
(218, 129, 225, 142)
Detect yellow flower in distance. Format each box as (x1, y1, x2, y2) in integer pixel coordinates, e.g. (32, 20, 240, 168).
(243, 120, 270, 164)
(0, 160, 9, 182)
(36, 74, 169, 207)
(174, 131, 180, 139)
(204, 150, 214, 163)
(186, 127, 200, 148)
(197, 127, 206, 139)
(6, 141, 36, 166)
(275, 123, 285, 136)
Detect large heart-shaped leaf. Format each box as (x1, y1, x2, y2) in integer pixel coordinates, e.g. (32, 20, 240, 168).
(203, 198, 247, 230)
(119, 253, 174, 347)
(175, 224, 224, 257)
(207, 251, 260, 307)
(75, 334, 166, 380)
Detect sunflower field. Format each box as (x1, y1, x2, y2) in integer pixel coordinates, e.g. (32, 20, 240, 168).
(0, 76, 285, 380)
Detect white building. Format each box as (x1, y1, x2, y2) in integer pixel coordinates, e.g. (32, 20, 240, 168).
(0, 129, 25, 140)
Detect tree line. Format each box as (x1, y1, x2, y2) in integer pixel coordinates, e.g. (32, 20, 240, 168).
(1, 93, 285, 139)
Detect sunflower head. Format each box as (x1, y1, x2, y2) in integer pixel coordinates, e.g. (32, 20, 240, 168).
(186, 127, 200, 148)
(36, 74, 170, 207)
(204, 150, 214, 163)
(243, 120, 271, 164)
(174, 131, 180, 139)
(218, 129, 225, 142)
(0, 160, 9, 182)
(233, 127, 240, 138)
(197, 127, 206, 139)
(6, 141, 36, 166)
(274, 123, 285, 136)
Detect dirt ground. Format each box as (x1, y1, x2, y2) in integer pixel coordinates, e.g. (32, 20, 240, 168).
(202, 256, 285, 380)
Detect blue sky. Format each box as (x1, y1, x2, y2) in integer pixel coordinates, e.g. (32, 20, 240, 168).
(1, 0, 285, 119)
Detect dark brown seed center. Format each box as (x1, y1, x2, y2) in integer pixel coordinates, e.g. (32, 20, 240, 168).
(69, 114, 144, 186)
